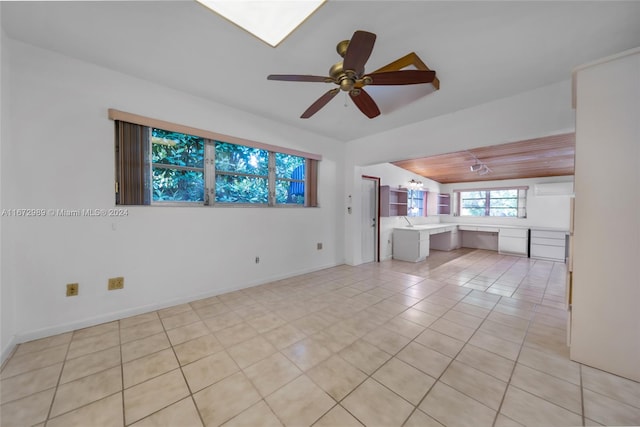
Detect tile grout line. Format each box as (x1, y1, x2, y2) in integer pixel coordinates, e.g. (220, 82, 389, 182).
(396, 286, 507, 426)
(119, 318, 126, 427)
(580, 363, 586, 427)
(490, 298, 537, 427)
(171, 304, 238, 427)
(43, 330, 74, 424)
(120, 309, 206, 426)
(174, 303, 227, 427)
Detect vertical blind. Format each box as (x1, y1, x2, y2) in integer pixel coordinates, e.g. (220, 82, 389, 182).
(115, 121, 150, 205)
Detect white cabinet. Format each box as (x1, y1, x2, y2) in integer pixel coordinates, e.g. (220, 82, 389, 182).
(498, 228, 528, 256)
(530, 229, 566, 262)
(570, 48, 640, 381)
(393, 228, 429, 262)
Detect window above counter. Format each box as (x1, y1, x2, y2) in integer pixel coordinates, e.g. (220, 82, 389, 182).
(453, 186, 528, 218)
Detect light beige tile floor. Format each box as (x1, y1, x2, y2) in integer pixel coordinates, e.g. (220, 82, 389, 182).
(2, 249, 640, 427)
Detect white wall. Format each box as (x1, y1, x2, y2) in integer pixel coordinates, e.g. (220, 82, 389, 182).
(344, 81, 576, 264)
(0, 11, 14, 363)
(440, 176, 574, 230)
(360, 163, 442, 261)
(0, 39, 345, 360)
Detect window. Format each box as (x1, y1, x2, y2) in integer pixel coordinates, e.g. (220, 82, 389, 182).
(215, 141, 269, 204)
(275, 153, 306, 205)
(151, 129, 205, 202)
(112, 110, 320, 207)
(407, 189, 426, 217)
(455, 187, 527, 217)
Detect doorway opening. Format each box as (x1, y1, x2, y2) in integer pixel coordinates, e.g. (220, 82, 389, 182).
(361, 175, 380, 263)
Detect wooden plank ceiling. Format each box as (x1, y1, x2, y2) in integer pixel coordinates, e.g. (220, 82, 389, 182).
(391, 133, 575, 184)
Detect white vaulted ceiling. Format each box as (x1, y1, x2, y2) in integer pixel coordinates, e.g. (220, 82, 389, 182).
(2, 1, 640, 142)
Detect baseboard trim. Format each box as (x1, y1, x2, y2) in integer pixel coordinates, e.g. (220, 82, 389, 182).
(1, 335, 18, 367)
(7, 262, 340, 352)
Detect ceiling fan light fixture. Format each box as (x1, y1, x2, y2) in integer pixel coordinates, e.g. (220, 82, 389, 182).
(196, 0, 326, 47)
(267, 31, 437, 118)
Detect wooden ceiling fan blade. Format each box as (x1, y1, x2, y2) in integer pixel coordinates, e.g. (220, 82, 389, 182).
(343, 31, 376, 76)
(350, 88, 380, 119)
(301, 88, 340, 118)
(365, 70, 436, 85)
(268, 74, 331, 83)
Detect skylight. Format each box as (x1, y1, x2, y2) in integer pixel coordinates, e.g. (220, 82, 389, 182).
(196, 0, 326, 47)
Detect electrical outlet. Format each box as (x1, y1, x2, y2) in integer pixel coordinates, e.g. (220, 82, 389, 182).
(255, 256, 260, 264)
(317, 242, 323, 250)
(66, 283, 79, 297)
(108, 277, 124, 290)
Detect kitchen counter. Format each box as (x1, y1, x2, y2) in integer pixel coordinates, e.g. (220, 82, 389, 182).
(393, 223, 536, 261)
(394, 224, 458, 232)
(394, 223, 528, 232)
(393, 223, 570, 262)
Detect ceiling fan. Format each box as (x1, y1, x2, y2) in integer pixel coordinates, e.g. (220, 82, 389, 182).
(267, 30, 437, 119)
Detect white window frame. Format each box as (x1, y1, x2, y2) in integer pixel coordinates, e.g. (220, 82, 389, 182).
(453, 186, 528, 218)
(111, 109, 320, 207)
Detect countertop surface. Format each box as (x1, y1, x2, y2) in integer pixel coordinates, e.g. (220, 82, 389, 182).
(394, 223, 569, 232)
(529, 226, 571, 233)
(394, 224, 455, 230)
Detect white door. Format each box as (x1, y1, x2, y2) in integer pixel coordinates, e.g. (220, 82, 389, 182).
(361, 177, 378, 263)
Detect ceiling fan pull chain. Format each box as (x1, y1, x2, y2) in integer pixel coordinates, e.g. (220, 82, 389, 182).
(344, 92, 349, 107)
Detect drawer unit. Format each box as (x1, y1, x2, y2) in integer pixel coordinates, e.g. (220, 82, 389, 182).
(530, 229, 567, 262)
(498, 227, 528, 256)
(530, 236, 565, 247)
(531, 244, 566, 261)
(531, 230, 566, 239)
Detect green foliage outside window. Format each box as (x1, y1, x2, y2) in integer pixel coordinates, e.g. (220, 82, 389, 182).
(151, 129, 205, 202)
(215, 141, 269, 175)
(460, 190, 487, 216)
(488, 190, 518, 216)
(150, 129, 308, 205)
(215, 141, 268, 204)
(215, 175, 269, 204)
(460, 189, 518, 217)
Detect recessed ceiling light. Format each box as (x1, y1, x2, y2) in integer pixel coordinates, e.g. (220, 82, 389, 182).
(196, 0, 326, 47)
